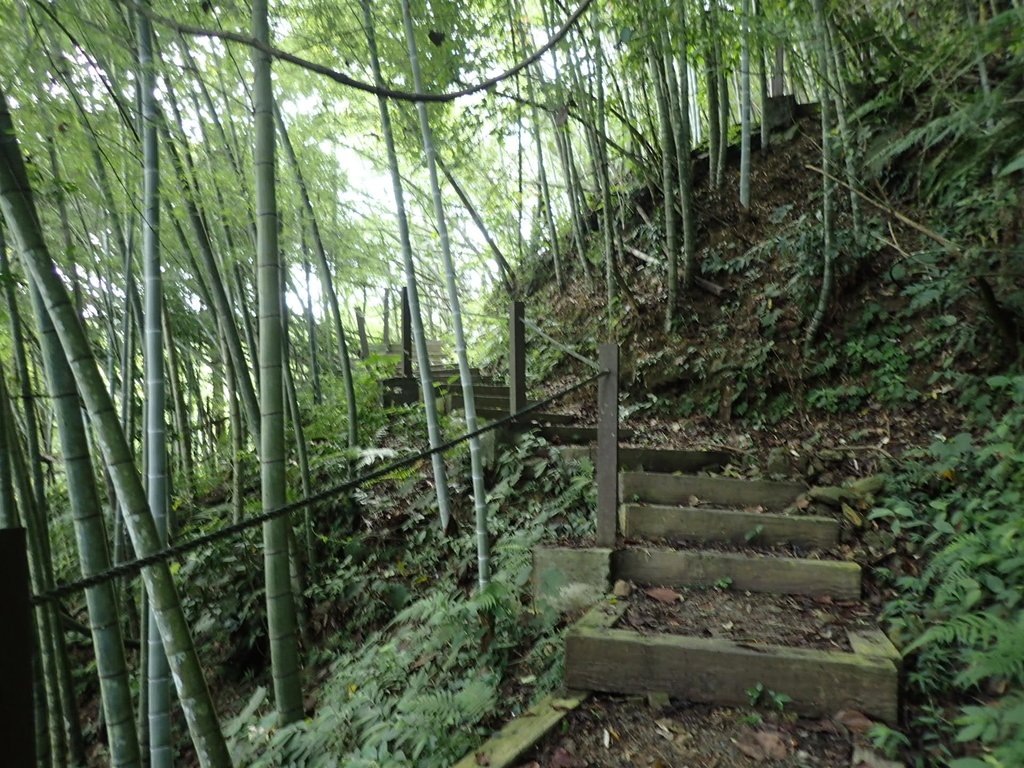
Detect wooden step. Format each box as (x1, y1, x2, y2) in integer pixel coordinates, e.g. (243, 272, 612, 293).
(621, 472, 807, 510)
(383, 340, 445, 356)
(440, 383, 509, 398)
(565, 625, 898, 723)
(475, 408, 577, 426)
(449, 394, 519, 412)
(559, 447, 731, 473)
(612, 547, 861, 599)
(620, 504, 839, 549)
(536, 425, 636, 444)
(425, 366, 480, 379)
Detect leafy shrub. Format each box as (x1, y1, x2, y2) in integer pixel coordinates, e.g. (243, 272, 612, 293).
(872, 374, 1024, 766)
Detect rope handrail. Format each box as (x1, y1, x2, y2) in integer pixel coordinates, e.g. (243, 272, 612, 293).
(521, 316, 602, 372)
(29, 370, 606, 606)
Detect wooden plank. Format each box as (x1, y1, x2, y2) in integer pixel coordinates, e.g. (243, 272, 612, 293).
(612, 547, 861, 599)
(451, 691, 588, 768)
(475, 408, 577, 426)
(559, 447, 731, 473)
(848, 630, 902, 666)
(439, 383, 509, 398)
(449, 394, 520, 412)
(565, 626, 899, 723)
(452, 602, 625, 768)
(620, 471, 807, 510)
(0, 529, 35, 767)
(537, 425, 635, 444)
(620, 504, 839, 548)
(596, 344, 619, 548)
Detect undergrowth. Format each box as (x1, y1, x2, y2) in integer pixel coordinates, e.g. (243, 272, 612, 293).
(870, 374, 1024, 767)
(225, 431, 597, 766)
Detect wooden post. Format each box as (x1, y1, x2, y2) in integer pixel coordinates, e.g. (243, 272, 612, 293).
(0, 528, 35, 767)
(400, 287, 412, 377)
(510, 301, 526, 414)
(596, 343, 619, 547)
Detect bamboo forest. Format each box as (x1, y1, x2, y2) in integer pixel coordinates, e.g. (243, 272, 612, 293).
(1, 0, 1022, 766)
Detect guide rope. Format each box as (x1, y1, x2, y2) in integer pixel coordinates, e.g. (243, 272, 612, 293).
(521, 316, 602, 371)
(29, 370, 605, 606)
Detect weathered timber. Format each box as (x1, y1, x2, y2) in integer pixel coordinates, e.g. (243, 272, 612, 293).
(620, 504, 839, 548)
(536, 424, 635, 444)
(612, 547, 861, 599)
(449, 394, 521, 413)
(452, 691, 588, 768)
(560, 447, 730, 473)
(849, 630, 902, 667)
(597, 344, 619, 547)
(452, 603, 624, 768)
(620, 471, 807, 510)
(565, 626, 899, 723)
(442, 383, 509, 398)
(474, 408, 577, 426)
(423, 365, 482, 380)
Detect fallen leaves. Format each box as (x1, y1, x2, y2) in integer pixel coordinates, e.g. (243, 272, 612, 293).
(734, 728, 791, 761)
(644, 586, 683, 604)
(834, 709, 875, 733)
(549, 747, 585, 768)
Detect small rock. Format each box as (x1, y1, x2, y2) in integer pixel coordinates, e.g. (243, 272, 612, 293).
(613, 579, 632, 598)
(647, 691, 671, 710)
(851, 745, 904, 768)
(766, 446, 790, 476)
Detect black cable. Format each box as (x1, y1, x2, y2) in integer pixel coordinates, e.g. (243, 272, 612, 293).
(29, 370, 605, 606)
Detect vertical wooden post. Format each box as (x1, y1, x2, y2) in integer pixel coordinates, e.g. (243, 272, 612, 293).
(0, 528, 34, 767)
(596, 343, 619, 547)
(510, 301, 526, 414)
(400, 286, 412, 377)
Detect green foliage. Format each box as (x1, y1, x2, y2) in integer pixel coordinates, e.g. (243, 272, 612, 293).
(746, 682, 791, 712)
(874, 374, 1024, 765)
(227, 431, 594, 766)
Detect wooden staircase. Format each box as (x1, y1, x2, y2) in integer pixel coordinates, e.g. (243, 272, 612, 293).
(562, 458, 900, 724)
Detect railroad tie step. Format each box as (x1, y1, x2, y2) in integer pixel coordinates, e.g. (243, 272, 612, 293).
(620, 471, 807, 510)
(559, 447, 732, 474)
(564, 624, 899, 723)
(620, 503, 840, 549)
(612, 547, 861, 599)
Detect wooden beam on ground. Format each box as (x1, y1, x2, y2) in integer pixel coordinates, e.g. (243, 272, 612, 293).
(620, 472, 807, 510)
(612, 547, 861, 599)
(620, 504, 840, 548)
(475, 408, 577, 426)
(560, 447, 731, 473)
(537, 424, 635, 444)
(848, 630, 902, 667)
(449, 394, 523, 413)
(565, 625, 899, 723)
(452, 602, 625, 768)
